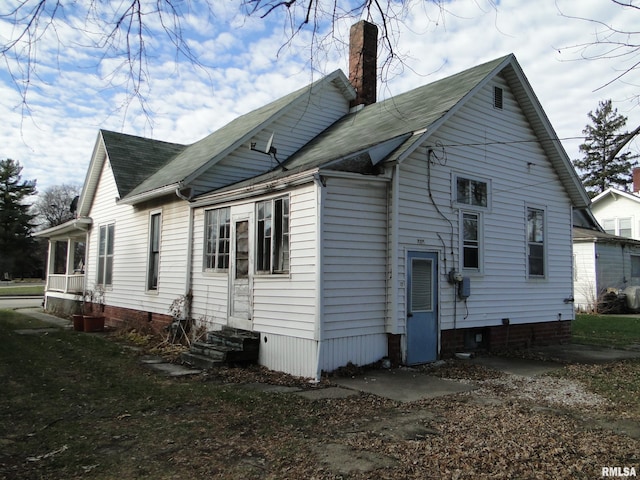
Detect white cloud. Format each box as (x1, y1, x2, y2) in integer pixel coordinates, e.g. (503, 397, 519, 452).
(0, 0, 639, 196)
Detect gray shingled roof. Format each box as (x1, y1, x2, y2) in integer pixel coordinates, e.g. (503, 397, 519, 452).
(205, 55, 509, 195)
(282, 55, 510, 171)
(101, 130, 186, 198)
(573, 226, 640, 245)
(122, 71, 351, 200)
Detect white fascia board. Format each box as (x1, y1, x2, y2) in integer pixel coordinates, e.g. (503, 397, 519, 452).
(33, 217, 92, 239)
(117, 184, 179, 205)
(77, 133, 107, 217)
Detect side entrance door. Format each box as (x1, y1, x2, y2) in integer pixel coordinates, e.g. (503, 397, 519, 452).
(406, 251, 438, 365)
(229, 217, 252, 330)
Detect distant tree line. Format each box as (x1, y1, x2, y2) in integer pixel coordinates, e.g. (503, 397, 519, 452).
(0, 158, 81, 280)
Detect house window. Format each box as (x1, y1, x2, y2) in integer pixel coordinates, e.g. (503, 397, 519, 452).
(204, 208, 230, 271)
(97, 223, 114, 286)
(527, 207, 545, 278)
(619, 218, 632, 238)
(456, 176, 488, 208)
(462, 211, 481, 271)
(147, 212, 161, 290)
(602, 217, 633, 237)
(632, 255, 640, 278)
(602, 219, 615, 235)
(256, 196, 289, 274)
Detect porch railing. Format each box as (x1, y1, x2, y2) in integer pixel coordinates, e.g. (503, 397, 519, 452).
(47, 274, 85, 294)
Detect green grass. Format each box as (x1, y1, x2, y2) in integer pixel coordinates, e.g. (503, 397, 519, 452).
(0, 309, 317, 480)
(573, 313, 640, 347)
(0, 284, 44, 296)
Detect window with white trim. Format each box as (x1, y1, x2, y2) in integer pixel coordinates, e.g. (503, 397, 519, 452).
(527, 207, 545, 278)
(455, 175, 488, 208)
(256, 196, 289, 274)
(147, 212, 161, 290)
(602, 217, 633, 238)
(619, 217, 632, 238)
(204, 207, 230, 271)
(462, 211, 482, 271)
(602, 218, 615, 235)
(97, 223, 114, 286)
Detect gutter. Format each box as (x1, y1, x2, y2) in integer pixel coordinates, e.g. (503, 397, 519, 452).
(117, 184, 179, 206)
(190, 169, 321, 208)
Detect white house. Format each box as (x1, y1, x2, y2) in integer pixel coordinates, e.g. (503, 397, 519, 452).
(574, 177, 640, 311)
(591, 183, 640, 241)
(37, 21, 590, 379)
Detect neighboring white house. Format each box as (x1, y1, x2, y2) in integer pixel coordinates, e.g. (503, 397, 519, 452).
(574, 179, 640, 311)
(573, 225, 640, 312)
(37, 21, 591, 379)
(591, 186, 640, 241)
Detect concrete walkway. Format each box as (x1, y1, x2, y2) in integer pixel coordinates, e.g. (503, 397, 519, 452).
(13, 307, 71, 328)
(331, 345, 640, 403)
(10, 307, 640, 402)
(334, 369, 475, 402)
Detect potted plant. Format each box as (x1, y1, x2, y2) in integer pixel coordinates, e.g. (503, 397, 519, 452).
(82, 286, 105, 332)
(72, 312, 84, 331)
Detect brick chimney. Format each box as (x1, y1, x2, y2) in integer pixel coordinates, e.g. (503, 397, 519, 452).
(634, 167, 640, 194)
(349, 20, 378, 109)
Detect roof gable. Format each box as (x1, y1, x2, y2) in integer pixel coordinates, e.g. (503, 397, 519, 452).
(101, 130, 186, 198)
(121, 70, 355, 203)
(228, 54, 589, 209)
(591, 187, 640, 206)
(282, 56, 509, 172)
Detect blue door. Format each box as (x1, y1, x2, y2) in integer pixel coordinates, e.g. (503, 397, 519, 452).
(406, 251, 438, 364)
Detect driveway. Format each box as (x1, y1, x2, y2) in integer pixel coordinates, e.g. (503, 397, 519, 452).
(0, 296, 43, 310)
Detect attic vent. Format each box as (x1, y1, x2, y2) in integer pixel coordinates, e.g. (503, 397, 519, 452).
(493, 86, 503, 109)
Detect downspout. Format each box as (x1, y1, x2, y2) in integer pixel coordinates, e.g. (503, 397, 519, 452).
(391, 164, 400, 345)
(176, 185, 194, 320)
(313, 173, 325, 382)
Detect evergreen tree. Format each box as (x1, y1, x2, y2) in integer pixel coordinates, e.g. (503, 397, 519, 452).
(573, 99, 639, 197)
(0, 159, 38, 279)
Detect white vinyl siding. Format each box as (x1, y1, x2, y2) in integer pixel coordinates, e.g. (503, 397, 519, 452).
(573, 242, 597, 311)
(591, 192, 640, 242)
(252, 185, 317, 338)
(322, 177, 387, 339)
(188, 85, 350, 195)
(393, 77, 575, 333)
(85, 157, 190, 315)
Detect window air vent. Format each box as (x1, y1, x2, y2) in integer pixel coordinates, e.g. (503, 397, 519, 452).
(494, 86, 503, 109)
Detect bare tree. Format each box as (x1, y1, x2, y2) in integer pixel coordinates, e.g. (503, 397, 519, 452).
(0, 1, 465, 117)
(32, 183, 82, 229)
(558, 1, 640, 160)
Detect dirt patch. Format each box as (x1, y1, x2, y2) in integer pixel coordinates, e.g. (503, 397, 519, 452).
(312, 443, 398, 475)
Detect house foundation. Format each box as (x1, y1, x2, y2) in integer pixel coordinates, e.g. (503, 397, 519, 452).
(440, 320, 572, 356)
(98, 304, 173, 335)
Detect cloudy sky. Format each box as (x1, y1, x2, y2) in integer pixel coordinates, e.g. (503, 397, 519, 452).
(0, 0, 638, 196)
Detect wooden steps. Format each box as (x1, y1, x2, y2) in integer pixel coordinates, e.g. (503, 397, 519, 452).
(180, 326, 260, 370)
